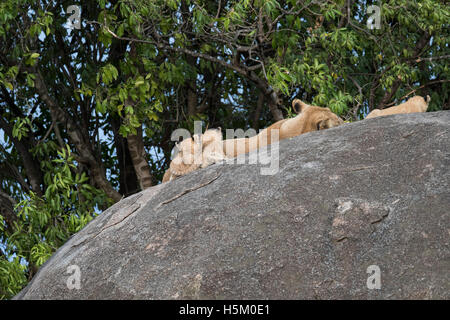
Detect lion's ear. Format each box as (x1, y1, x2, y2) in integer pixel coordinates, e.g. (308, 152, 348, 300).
(292, 99, 309, 114)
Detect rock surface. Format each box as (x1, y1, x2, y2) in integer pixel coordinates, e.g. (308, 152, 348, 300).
(16, 112, 450, 299)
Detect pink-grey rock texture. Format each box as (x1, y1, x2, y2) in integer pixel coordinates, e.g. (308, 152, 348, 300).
(15, 111, 450, 299)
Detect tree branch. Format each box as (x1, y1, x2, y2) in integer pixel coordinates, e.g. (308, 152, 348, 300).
(0, 189, 18, 233)
(91, 20, 284, 121)
(376, 31, 431, 109)
(384, 79, 450, 107)
(0, 116, 43, 196)
(31, 68, 122, 202)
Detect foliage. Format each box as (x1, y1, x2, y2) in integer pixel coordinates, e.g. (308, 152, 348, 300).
(0, 142, 109, 299)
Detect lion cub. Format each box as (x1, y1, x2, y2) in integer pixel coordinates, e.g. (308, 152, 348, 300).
(366, 95, 430, 119)
(162, 128, 225, 183)
(223, 99, 344, 158)
(200, 128, 226, 168)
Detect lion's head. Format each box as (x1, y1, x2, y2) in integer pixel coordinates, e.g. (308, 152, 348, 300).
(292, 99, 344, 133)
(201, 127, 222, 147)
(169, 135, 202, 176)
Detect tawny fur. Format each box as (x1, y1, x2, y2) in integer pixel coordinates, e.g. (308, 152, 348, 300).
(162, 168, 173, 183)
(200, 128, 226, 168)
(366, 95, 430, 119)
(222, 99, 344, 158)
(161, 128, 224, 183)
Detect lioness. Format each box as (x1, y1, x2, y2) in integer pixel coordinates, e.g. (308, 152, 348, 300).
(162, 128, 224, 183)
(366, 95, 430, 119)
(222, 99, 344, 157)
(162, 135, 199, 183)
(199, 127, 226, 168)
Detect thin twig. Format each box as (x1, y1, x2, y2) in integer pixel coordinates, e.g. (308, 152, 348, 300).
(37, 120, 55, 145)
(384, 79, 450, 107)
(85, 20, 250, 77)
(415, 55, 450, 63)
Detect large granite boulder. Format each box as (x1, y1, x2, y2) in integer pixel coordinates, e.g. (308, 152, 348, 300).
(15, 112, 450, 299)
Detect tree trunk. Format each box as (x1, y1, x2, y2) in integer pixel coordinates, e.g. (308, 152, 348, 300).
(253, 91, 265, 130)
(0, 189, 17, 233)
(110, 116, 140, 196)
(187, 87, 198, 116)
(127, 126, 153, 190)
(248, 71, 284, 122)
(267, 90, 284, 121)
(0, 117, 44, 196)
(33, 69, 122, 202)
